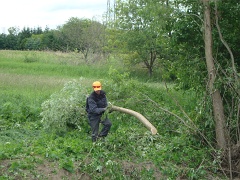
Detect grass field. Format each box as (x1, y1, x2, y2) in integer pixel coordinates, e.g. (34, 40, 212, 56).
(0, 50, 224, 179)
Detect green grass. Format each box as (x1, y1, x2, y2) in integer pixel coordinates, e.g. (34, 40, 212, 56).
(0, 55, 108, 78)
(0, 50, 225, 179)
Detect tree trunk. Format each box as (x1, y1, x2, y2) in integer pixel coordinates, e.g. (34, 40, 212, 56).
(111, 105, 158, 135)
(202, 0, 227, 150)
(144, 50, 157, 77)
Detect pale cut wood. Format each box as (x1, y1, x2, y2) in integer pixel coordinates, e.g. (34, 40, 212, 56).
(111, 105, 157, 135)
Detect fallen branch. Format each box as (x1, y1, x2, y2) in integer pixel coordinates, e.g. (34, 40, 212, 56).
(111, 105, 157, 135)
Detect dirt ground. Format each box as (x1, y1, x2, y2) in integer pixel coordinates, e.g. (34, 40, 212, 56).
(0, 159, 90, 180)
(0, 158, 163, 179)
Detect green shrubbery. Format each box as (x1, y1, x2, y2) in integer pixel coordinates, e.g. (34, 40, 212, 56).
(0, 95, 41, 130)
(40, 79, 89, 132)
(0, 50, 223, 179)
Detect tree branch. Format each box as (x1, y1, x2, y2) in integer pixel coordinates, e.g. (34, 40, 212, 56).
(111, 105, 158, 135)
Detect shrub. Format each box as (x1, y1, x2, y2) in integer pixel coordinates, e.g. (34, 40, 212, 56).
(23, 52, 39, 63)
(40, 78, 88, 132)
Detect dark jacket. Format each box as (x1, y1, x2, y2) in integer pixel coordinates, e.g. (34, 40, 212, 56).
(86, 90, 108, 116)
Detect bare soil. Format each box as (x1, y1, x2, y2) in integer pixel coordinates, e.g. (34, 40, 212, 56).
(0, 157, 163, 179)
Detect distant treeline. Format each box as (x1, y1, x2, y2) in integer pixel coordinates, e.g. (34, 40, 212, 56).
(0, 17, 106, 57)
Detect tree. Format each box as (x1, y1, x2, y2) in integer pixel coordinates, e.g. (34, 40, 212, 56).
(60, 17, 105, 61)
(17, 27, 32, 50)
(114, 0, 172, 76)
(25, 34, 43, 50)
(172, 0, 240, 176)
(215, 0, 240, 68)
(163, 1, 240, 178)
(169, 0, 207, 89)
(41, 30, 59, 51)
(5, 27, 19, 50)
(32, 27, 43, 35)
(87, 20, 106, 55)
(202, 0, 227, 150)
(0, 34, 7, 49)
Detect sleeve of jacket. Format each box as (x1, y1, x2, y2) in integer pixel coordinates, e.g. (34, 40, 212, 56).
(87, 97, 106, 115)
(102, 90, 108, 107)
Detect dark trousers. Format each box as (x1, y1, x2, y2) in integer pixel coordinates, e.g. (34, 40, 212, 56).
(88, 115, 112, 142)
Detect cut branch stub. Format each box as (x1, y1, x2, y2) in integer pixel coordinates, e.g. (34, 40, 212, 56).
(111, 105, 157, 135)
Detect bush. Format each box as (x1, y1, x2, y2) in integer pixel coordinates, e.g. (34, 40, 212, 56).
(40, 78, 88, 132)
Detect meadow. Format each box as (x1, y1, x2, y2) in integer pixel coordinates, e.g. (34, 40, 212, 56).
(0, 50, 224, 179)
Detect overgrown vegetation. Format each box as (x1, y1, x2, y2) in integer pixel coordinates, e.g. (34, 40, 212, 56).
(0, 50, 226, 179)
(0, 1, 239, 179)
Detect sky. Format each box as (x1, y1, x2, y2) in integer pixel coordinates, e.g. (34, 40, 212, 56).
(0, 0, 109, 34)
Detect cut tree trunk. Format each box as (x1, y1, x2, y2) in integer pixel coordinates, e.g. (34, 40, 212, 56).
(111, 105, 158, 135)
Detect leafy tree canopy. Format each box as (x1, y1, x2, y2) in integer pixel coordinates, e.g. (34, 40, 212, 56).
(114, 0, 172, 76)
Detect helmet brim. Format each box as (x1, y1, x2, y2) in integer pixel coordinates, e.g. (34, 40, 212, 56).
(94, 87, 101, 91)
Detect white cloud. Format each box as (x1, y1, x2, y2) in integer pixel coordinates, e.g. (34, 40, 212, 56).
(0, 0, 108, 33)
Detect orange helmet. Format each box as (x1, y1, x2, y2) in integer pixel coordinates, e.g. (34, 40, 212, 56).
(92, 81, 101, 91)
